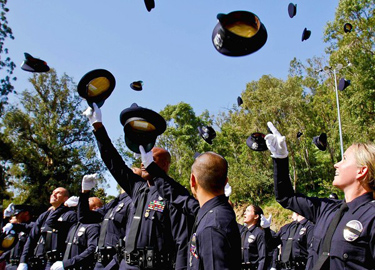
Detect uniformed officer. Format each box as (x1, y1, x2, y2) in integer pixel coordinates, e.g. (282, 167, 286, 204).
(17, 187, 77, 270)
(0, 205, 35, 270)
(83, 104, 191, 270)
(238, 205, 266, 270)
(265, 122, 375, 269)
(140, 148, 242, 270)
(50, 197, 102, 270)
(262, 212, 314, 270)
(78, 174, 133, 270)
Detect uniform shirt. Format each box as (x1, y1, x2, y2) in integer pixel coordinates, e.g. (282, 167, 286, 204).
(62, 222, 100, 269)
(291, 218, 314, 260)
(265, 229, 278, 270)
(146, 162, 242, 270)
(94, 126, 190, 270)
(20, 205, 77, 264)
(239, 224, 266, 270)
(273, 157, 375, 270)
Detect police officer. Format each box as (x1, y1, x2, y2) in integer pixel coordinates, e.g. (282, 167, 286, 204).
(78, 174, 133, 270)
(262, 212, 314, 270)
(18, 187, 77, 270)
(265, 122, 375, 269)
(0, 205, 35, 270)
(239, 205, 266, 270)
(83, 104, 191, 270)
(140, 148, 242, 270)
(50, 197, 102, 270)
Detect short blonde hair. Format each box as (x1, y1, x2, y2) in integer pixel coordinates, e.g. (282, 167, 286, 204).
(352, 142, 375, 191)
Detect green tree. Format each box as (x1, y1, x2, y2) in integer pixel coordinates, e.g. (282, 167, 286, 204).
(0, 69, 104, 209)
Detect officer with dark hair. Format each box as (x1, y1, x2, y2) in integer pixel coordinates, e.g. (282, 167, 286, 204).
(0, 205, 35, 270)
(18, 187, 77, 270)
(140, 148, 241, 270)
(78, 174, 132, 270)
(50, 197, 102, 270)
(83, 104, 191, 270)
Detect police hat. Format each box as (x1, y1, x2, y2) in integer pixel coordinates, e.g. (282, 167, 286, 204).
(288, 3, 297, 18)
(237, 96, 243, 107)
(343, 23, 353, 33)
(21, 52, 50, 73)
(329, 193, 338, 199)
(302, 28, 311, 41)
(246, 132, 267, 151)
(297, 131, 303, 138)
(13, 205, 33, 215)
(77, 69, 116, 108)
(198, 126, 216, 144)
(0, 231, 18, 254)
(212, 11, 268, 56)
(130, 81, 143, 91)
(120, 103, 166, 153)
(313, 133, 327, 151)
(338, 78, 351, 91)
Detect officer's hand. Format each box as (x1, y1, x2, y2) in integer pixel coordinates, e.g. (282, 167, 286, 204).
(139, 145, 154, 168)
(82, 173, 98, 192)
(224, 183, 232, 197)
(260, 214, 272, 228)
(270, 268, 277, 270)
(2, 223, 13, 234)
(82, 103, 102, 125)
(3, 203, 14, 218)
(265, 122, 289, 159)
(51, 261, 64, 270)
(17, 263, 28, 270)
(64, 196, 79, 207)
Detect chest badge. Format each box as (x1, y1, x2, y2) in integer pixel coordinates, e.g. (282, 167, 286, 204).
(248, 234, 256, 243)
(77, 226, 86, 237)
(343, 220, 363, 242)
(299, 227, 306, 235)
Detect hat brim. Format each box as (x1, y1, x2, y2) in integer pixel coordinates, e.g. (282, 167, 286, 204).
(313, 137, 327, 151)
(246, 133, 268, 151)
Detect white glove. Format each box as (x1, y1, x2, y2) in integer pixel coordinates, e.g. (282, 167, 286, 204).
(2, 223, 13, 234)
(82, 103, 102, 125)
(64, 196, 79, 207)
(17, 263, 28, 270)
(139, 145, 154, 168)
(51, 261, 64, 270)
(82, 173, 98, 191)
(224, 183, 232, 197)
(3, 203, 14, 218)
(265, 122, 289, 158)
(260, 214, 272, 228)
(270, 268, 277, 270)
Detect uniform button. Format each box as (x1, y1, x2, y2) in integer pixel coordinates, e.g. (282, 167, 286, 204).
(343, 253, 348, 259)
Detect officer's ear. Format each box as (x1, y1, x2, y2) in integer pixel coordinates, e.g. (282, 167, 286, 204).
(190, 173, 197, 188)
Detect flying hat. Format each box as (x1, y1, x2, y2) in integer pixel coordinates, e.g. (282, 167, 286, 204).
(0, 230, 18, 255)
(21, 53, 50, 73)
(120, 103, 166, 153)
(288, 3, 297, 18)
(130, 81, 143, 91)
(144, 0, 155, 12)
(198, 126, 216, 144)
(338, 78, 351, 91)
(237, 96, 243, 107)
(212, 11, 268, 57)
(246, 132, 268, 151)
(343, 23, 353, 33)
(77, 69, 116, 108)
(13, 205, 33, 215)
(297, 131, 303, 138)
(329, 193, 338, 199)
(313, 133, 327, 151)
(302, 28, 311, 41)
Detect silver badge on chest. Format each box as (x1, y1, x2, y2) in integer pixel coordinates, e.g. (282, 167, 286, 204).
(248, 234, 256, 243)
(343, 220, 363, 242)
(299, 227, 306, 235)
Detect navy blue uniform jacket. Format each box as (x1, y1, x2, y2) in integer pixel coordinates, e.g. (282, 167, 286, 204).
(239, 224, 266, 270)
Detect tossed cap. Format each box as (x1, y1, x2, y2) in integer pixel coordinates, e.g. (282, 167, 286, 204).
(288, 3, 297, 18)
(313, 133, 327, 151)
(246, 132, 268, 151)
(343, 23, 353, 33)
(120, 103, 166, 153)
(302, 28, 311, 41)
(77, 69, 116, 108)
(13, 205, 33, 215)
(338, 78, 351, 91)
(130, 81, 143, 91)
(297, 131, 303, 138)
(212, 11, 267, 56)
(198, 126, 216, 144)
(237, 96, 243, 107)
(21, 52, 50, 73)
(144, 0, 155, 12)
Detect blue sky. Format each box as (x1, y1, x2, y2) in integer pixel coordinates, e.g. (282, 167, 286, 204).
(5, 0, 339, 195)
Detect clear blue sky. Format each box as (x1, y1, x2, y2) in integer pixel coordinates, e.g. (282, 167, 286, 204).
(6, 0, 339, 195)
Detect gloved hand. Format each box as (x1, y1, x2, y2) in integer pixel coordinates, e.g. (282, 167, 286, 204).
(82, 173, 98, 191)
(265, 122, 289, 159)
(260, 214, 272, 228)
(2, 223, 13, 234)
(50, 261, 64, 270)
(139, 145, 154, 168)
(17, 263, 28, 270)
(224, 183, 232, 197)
(64, 196, 79, 207)
(3, 203, 14, 218)
(270, 268, 277, 270)
(82, 103, 102, 125)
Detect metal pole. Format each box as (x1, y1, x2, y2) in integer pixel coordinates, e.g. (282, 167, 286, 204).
(333, 69, 344, 159)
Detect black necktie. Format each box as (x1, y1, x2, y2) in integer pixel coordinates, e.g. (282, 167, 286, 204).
(281, 222, 298, 263)
(97, 196, 120, 248)
(125, 187, 149, 253)
(313, 202, 348, 270)
(63, 222, 81, 260)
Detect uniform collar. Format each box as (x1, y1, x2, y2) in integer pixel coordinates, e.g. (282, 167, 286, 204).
(346, 192, 374, 213)
(298, 218, 308, 226)
(196, 195, 228, 224)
